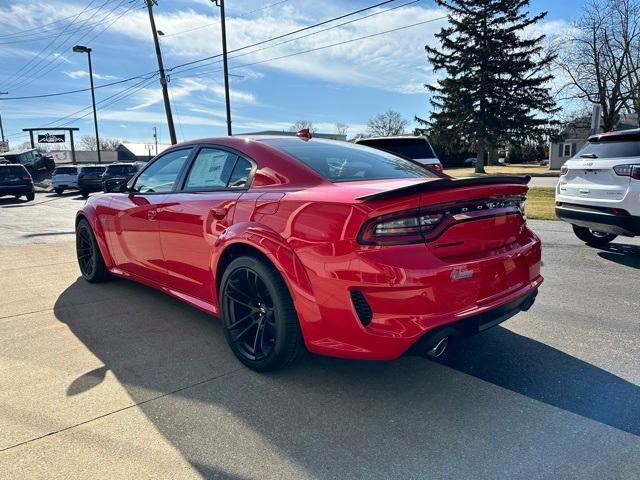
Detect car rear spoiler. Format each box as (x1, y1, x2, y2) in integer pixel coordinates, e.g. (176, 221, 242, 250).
(356, 175, 531, 201)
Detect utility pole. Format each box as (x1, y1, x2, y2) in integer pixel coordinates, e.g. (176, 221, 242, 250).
(73, 45, 101, 163)
(213, 0, 232, 136)
(146, 0, 177, 145)
(153, 126, 158, 155)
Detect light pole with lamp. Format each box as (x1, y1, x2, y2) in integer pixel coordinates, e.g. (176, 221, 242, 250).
(72, 45, 101, 163)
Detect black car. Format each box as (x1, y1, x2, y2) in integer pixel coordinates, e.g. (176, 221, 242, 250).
(1, 149, 54, 172)
(77, 165, 106, 198)
(101, 162, 142, 192)
(0, 164, 35, 201)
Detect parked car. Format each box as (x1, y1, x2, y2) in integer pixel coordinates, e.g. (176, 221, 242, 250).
(0, 164, 35, 201)
(556, 129, 640, 246)
(52, 166, 79, 194)
(77, 165, 106, 197)
(464, 157, 477, 167)
(354, 135, 444, 173)
(1, 149, 53, 172)
(78, 136, 542, 371)
(101, 162, 143, 192)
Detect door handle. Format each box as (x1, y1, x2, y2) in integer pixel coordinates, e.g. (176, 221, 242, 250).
(210, 207, 228, 220)
(147, 208, 157, 221)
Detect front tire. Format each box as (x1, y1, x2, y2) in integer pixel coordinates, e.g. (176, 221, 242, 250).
(220, 256, 305, 372)
(25, 192, 35, 201)
(76, 218, 110, 283)
(572, 225, 617, 247)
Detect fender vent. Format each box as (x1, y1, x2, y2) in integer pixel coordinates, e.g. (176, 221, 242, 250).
(350, 290, 372, 326)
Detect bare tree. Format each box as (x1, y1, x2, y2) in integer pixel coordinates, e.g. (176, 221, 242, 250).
(79, 136, 122, 151)
(289, 120, 317, 133)
(557, 0, 640, 131)
(366, 110, 408, 136)
(335, 123, 349, 137)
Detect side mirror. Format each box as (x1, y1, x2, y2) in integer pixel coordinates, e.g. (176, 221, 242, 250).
(104, 177, 130, 193)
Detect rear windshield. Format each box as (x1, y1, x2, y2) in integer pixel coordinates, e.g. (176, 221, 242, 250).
(576, 140, 640, 159)
(357, 137, 436, 160)
(0, 165, 26, 176)
(106, 164, 136, 174)
(261, 139, 437, 182)
(81, 166, 106, 173)
(54, 167, 77, 175)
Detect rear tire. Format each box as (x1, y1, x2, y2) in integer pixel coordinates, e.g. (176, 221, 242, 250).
(14, 195, 21, 199)
(76, 218, 111, 283)
(572, 225, 617, 247)
(54, 188, 63, 195)
(80, 190, 89, 198)
(220, 256, 305, 372)
(25, 192, 35, 201)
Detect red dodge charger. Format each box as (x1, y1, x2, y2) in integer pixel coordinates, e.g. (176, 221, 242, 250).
(76, 135, 542, 371)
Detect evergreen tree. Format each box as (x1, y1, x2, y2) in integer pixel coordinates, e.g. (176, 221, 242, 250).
(418, 0, 557, 173)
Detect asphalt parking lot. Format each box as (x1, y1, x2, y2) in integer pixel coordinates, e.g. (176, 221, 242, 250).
(0, 192, 639, 479)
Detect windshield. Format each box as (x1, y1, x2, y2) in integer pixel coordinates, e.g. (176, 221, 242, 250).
(81, 166, 106, 173)
(106, 165, 136, 174)
(261, 139, 438, 182)
(357, 137, 436, 159)
(0, 166, 26, 176)
(576, 140, 640, 159)
(54, 167, 77, 175)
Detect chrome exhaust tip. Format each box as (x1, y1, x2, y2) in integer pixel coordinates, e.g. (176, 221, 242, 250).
(425, 336, 449, 358)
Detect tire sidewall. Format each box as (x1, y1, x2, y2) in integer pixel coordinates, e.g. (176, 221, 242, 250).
(77, 219, 99, 281)
(220, 256, 296, 372)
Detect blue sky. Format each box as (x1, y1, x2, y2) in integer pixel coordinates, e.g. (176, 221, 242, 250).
(0, 0, 578, 149)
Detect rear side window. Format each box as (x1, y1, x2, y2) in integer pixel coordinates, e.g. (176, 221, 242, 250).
(54, 167, 78, 175)
(576, 140, 640, 159)
(357, 138, 436, 160)
(262, 139, 436, 182)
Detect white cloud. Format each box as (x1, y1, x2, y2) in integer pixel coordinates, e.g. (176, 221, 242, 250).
(64, 70, 119, 80)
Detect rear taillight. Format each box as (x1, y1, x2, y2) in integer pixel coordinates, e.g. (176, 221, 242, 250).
(430, 164, 443, 173)
(560, 166, 568, 175)
(358, 196, 525, 245)
(22, 173, 32, 180)
(613, 164, 640, 179)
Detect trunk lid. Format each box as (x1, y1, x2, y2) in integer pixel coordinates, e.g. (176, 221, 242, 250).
(559, 157, 632, 202)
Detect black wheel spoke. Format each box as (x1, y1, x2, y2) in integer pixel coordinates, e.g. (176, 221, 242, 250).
(223, 266, 278, 363)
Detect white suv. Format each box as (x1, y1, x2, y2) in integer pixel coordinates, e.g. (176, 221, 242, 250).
(555, 129, 640, 246)
(52, 165, 79, 195)
(354, 135, 443, 173)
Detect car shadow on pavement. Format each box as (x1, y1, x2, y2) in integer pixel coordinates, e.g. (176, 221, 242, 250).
(53, 278, 640, 478)
(596, 243, 640, 270)
(0, 197, 31, 206)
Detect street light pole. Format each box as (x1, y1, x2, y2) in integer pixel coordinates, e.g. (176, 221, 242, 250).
(0, 91, 7, 144)
(73, 45, 101, 163)
(213, 0, 232, 136)
(146, 0, 177, 145)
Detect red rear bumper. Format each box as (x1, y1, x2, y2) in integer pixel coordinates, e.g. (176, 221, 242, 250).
(292, 229, 542, 360)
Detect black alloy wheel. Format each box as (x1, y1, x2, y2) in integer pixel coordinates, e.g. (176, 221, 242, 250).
(220, 256, 305, 372)
(76, 218, 110, 283)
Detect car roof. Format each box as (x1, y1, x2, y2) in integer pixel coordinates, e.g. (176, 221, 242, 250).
(355, 135, 429, 142)
(588, 128, 640, 142)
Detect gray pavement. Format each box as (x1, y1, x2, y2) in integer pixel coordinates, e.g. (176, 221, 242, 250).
(529, 176, 558, 188)
(0, 192, 639, 479)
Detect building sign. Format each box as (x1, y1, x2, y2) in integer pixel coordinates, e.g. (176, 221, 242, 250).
(0, 141, 8, 152)
(38, 133, 65, 144)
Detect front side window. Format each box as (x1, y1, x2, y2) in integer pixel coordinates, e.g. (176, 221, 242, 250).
(133, 148, 192, 193)
(261, 138, 438, 182)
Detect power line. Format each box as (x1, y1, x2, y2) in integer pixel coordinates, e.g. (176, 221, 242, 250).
(1, 0, 105, 91)
(170, 0, 422, 77)
(0, 1, 125, 39)
(6, 1, 139, 93)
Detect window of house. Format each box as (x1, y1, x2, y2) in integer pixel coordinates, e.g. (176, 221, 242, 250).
(563, 144, 572, 157)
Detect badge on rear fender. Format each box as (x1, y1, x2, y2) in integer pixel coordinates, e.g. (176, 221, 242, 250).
(451, 268, 474, 281)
